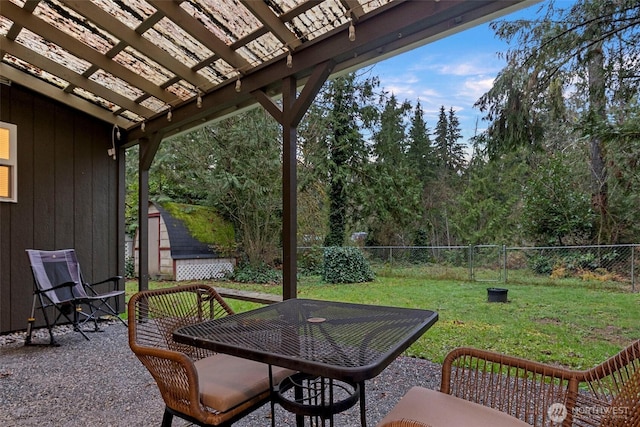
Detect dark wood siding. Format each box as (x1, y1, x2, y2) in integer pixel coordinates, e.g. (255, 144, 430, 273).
(0, 84, 124, 334)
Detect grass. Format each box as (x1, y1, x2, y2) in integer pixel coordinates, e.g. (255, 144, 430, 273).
(125, 270, 640, 370)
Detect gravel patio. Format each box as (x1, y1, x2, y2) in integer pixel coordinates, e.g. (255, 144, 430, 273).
(0, 322, 441, 427)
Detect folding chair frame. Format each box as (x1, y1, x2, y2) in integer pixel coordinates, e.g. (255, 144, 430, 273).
(25, 249, 126, 346)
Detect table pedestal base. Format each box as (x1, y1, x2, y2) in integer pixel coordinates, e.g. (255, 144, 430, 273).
(275, 373, 362, 427)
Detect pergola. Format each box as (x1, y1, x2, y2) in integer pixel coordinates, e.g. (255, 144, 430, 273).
(0, 0, 537, 300)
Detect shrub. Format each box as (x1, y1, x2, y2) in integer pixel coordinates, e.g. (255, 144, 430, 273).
(322, 247, 375, 284)
(562, 252, 598, 271)
(125, 256, 136, 278)
(528, 254, 554, 275)
(298, 246, 324, 276)
(230, 263, 281, 284)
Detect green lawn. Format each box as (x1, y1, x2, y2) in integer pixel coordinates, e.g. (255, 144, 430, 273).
(126, 273, 640, 370)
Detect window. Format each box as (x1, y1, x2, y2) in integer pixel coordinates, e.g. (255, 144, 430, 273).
(0, 121, 17, 203)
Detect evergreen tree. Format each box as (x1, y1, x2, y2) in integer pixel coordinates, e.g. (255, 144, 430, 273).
(373, 94, 410, 163)
(407, 100, 434, 183)
(452, 142, 529, 245)
(434, 106, 449, 172)
(317, 73, 378, 247)
(203, 109, 283, 267)
(297, 102, 331, 245)
(425, 106, 468, 246)
(365, 93, 421, 245)
(522, 153, 594, 246)
(446, 107, 466, 173)
(433, 105, 466, 174)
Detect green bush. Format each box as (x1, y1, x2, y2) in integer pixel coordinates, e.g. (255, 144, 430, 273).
(322, 246, 375, 284)
(125, 256, 135, 278)
(298, 246, 324, 276)
(527, 254, 554, 275)
(230, 263, 282, 284)
(563, 252, 598, 271)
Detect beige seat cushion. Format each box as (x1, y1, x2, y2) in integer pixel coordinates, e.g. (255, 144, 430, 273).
(195, 354, 295, 413)
(377, 387, 531, 427)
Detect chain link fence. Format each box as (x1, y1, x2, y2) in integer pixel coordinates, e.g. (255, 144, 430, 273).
(298, 244, 639, 292)
(504, 245, 638, 292)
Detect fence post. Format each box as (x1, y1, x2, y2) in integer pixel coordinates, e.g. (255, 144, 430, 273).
(469, 245, 473, 280)
(503, 245, 507, 283)
(632, 246, 636, 293)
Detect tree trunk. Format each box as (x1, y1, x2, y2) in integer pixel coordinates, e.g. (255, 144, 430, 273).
(587, 30, 609, 243)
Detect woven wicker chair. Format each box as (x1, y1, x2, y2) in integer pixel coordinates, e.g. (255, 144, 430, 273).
(378, 341, 640, 427)
(128, 284, 293, 427)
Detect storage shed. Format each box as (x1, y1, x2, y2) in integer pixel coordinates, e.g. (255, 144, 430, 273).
(134, 202, 236, 281)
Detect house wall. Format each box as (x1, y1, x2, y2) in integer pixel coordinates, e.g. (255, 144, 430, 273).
(0, 84, 125, 334)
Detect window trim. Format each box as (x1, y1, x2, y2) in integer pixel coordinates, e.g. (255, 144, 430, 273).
(0, 121, 17, 203)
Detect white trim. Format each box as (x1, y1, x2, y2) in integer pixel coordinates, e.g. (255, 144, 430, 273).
(0, 121, 17, 203)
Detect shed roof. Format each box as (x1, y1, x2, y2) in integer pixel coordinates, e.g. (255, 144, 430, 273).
(155, 202, 225, 259)
(0, 0, 538, 144)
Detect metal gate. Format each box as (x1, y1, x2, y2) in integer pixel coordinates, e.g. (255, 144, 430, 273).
(470, 245, 504, 282)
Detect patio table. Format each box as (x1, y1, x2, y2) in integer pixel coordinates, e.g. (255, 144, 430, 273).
(173, 298, 438, 427)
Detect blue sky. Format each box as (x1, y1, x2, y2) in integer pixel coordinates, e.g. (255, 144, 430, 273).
(370, 0, 558, 143)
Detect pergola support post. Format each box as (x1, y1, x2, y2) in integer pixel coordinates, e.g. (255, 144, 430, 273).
(254, 61, 334, 300)
(137, 132, 163, 292)
(281, 77, 297, 300)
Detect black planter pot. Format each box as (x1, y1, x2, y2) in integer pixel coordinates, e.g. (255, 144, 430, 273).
(487, 287, 508, 303)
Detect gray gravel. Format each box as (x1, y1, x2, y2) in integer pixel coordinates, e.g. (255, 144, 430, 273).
(0, 323, 441, 427)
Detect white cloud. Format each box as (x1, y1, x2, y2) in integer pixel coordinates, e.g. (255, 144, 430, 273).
(385, 84, 416, 99)
(438, 62, 488, 76)
(457, 76, 495, 101)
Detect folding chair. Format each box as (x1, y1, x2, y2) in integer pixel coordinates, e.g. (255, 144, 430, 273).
(25, 249, 126, 346)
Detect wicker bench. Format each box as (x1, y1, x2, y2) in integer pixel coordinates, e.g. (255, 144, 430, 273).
(378, 341, 640, 427)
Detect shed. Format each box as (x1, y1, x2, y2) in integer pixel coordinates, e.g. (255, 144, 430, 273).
(134, 202, 236, 281)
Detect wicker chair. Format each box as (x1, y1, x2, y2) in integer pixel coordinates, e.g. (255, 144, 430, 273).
(378, 341, 640, 427)
(128, 284, 293, 427)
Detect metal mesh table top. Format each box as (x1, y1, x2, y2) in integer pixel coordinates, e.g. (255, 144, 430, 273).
(174, 298, 438, 382)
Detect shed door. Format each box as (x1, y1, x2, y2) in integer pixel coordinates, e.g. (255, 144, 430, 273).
(148, 215, 160, 276)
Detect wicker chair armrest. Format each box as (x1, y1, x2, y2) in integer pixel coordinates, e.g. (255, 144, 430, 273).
(132, 346, 207, 420)
(441, 347, 580, 426)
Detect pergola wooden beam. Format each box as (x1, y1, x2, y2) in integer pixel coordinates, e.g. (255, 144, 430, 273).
(239, 0, 302, 50)
(63, 0, 210, 91)
(1, 0, 179, 105)
(136, 131, 164, 292)
(1, 37, 155, 118)
(148, 0, 252, 75)
(1, 0, 536, 134)
(0, 63, 131, 128)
